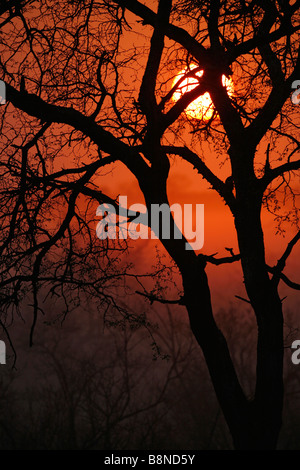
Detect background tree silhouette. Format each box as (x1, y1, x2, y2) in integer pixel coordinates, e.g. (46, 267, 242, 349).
(0, 0, 300, 450)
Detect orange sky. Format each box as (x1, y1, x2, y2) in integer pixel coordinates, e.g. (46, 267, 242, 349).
(94, 145, 299, 315)
(1, 2, 298, 318)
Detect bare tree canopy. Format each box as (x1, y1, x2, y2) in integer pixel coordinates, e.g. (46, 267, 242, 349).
(0, 0, 300, 450)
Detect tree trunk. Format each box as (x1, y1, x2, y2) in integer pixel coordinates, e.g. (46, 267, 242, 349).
(183, 264, 283, 450)
(232, 200, 284, 450)
(141, 162, 284, 450)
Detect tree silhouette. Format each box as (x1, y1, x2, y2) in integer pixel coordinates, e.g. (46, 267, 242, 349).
(1, 0, 300, 449)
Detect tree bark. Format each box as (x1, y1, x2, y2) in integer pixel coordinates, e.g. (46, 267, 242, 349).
(140, 156, 284, 450)
(233, 203, 284, 449)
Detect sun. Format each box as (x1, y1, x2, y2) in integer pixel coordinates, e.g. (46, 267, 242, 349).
(172, 66, 234, 120)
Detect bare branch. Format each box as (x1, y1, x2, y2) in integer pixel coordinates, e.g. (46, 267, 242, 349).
(113, 0, 209, 66)
(5, 83, 149, 180)
(139, 0, 172, 120)
(235, 295, 251, 304)
(163, 145, 236, 212)
(262, 159, 300, 189)
(202, 253, 241, 266)
(136, 290, 185, 306)
(208, 0, 221, 50)
(246, 59, 300, 147)
(257, 1, 285, 87)
(270, 231, 300, 287)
